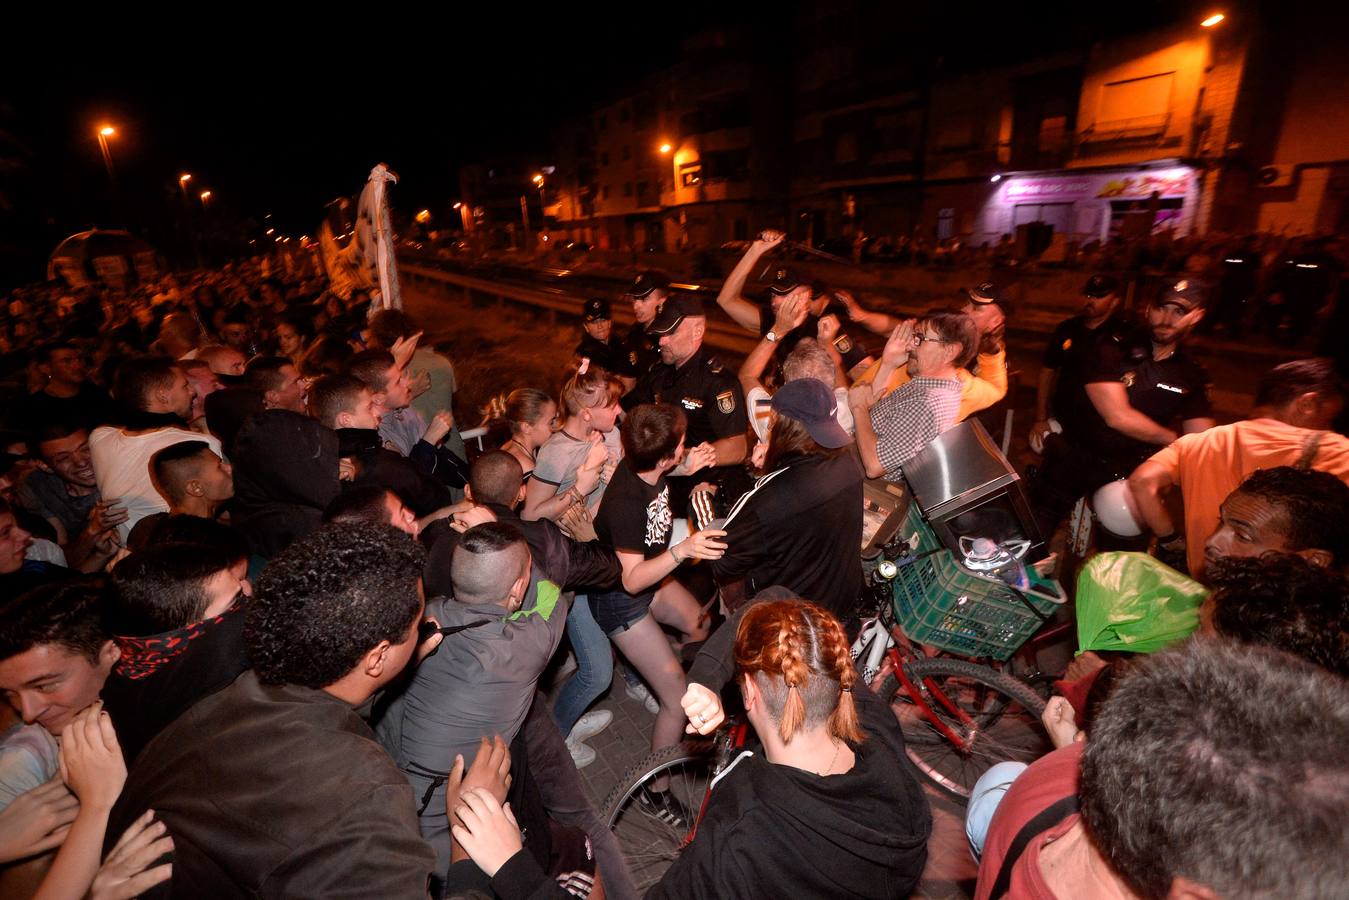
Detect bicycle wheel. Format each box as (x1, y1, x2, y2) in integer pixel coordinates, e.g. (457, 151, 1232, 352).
(878, 658, 1050, 802)
(602, 742, 716, 891)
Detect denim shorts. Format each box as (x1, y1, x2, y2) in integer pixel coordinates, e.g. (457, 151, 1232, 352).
(590, 589, 653, 636)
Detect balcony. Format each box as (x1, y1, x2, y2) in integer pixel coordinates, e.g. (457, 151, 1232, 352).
(1077, 113, 1171, 146)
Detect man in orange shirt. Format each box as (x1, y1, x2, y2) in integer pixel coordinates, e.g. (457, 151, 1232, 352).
(1128, 358, 1349, 578)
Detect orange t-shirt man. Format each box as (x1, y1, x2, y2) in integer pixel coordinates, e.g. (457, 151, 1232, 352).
(1143, 418, 1349, 577)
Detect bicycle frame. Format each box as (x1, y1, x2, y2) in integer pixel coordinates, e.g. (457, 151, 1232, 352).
(852, 604, 984, 754)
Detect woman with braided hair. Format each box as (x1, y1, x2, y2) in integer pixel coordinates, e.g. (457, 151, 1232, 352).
(666, 595, 932, 898)
(446, 595, 932, 896)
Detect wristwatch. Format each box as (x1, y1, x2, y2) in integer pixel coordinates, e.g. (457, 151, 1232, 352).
(764, 331, 779, 343)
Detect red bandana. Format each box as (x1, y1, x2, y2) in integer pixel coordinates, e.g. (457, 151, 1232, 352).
(114, 612, 229, 680)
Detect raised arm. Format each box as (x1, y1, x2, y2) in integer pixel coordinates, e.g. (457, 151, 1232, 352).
(716, 231, 785, 333)
(737, 294, 808, 396)
(835, 289, 898, 336)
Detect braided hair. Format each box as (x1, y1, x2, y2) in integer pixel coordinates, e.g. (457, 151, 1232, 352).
(734, 600, 863, 744)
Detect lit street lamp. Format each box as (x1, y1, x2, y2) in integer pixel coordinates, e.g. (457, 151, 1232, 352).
(532, 174, 546, 231)
(1200, 12, 1225, 27)
(659, 142, 672, 154)
(200, 190, 212, 207)
(95, 124, 117, 184)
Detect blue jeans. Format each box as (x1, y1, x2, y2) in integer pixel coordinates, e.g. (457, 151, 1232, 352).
(552, 596, 614, 737)
(964, 761, 1029, 862)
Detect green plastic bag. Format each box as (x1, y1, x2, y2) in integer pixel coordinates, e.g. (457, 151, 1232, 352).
(1076, 551, 1209, 654)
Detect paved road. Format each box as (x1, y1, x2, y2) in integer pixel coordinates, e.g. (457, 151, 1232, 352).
(403, 280, 980, 897)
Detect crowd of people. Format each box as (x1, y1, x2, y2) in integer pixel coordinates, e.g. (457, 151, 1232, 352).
(0, 226, 1345, 900)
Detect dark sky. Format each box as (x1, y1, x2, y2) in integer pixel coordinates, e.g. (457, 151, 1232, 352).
(0, 1, 1227, 287)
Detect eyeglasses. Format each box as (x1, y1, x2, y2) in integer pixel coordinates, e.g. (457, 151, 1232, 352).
(912, 333, 954, 346)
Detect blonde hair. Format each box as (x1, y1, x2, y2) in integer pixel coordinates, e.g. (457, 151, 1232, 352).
(481, 388, 553, 434)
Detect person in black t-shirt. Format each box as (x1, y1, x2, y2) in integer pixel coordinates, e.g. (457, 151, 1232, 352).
(1032, 278, 1214, 535)
(13, 343, 116, 432)
(592, 403, 724, 827)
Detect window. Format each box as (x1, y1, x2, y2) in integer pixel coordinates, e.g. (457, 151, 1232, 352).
(637, 181, 650, 204)
(622, 145, 631, 161)
(679, 164, 702, 187)
(623, 182, 633, 197)
(835, 132, 858, 164)
(937, 208, 955, 241)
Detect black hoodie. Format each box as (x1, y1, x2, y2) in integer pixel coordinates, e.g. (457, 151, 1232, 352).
(336, 427, 452, 518)
(653, 592, 932, 899)
(231, 410, 341, 558)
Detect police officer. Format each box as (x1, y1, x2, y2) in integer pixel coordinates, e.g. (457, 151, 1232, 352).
(763, 269, 872, 375)
(621, 270, 670, 379)
(1206, 236, 1260, 338)
(1032, 278, 1215, 536)
(624, 294, 750, 513)
(1030, 274, 1136, 453)
(1262, 237, 1340, 345)
(574, 297, 637, 385)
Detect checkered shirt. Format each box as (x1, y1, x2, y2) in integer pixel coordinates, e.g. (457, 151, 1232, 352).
(870, 376, 963, 481)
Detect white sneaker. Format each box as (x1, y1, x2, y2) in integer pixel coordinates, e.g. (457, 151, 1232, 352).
(625, 681, 660, 715)
(568, 709, 613, 744)
(567, 738, 597, 769)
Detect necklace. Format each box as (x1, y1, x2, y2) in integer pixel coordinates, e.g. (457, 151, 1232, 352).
(506, 437, 536, 459)
(819, 739, 842, 776)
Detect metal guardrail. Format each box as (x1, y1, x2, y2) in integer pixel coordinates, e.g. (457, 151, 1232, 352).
(399, 261, 762, 357)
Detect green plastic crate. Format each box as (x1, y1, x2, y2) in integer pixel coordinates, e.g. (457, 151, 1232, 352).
(888, 506, 1064, 660)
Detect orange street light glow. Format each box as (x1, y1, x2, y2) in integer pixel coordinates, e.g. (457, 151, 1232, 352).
(179, 173, 192, 184)
(659, 142, 672, 154)
(1201, 13, 1225, 27)
(453, 202, 463, 209)
(415, 209, 432, 223)
(532, 174, 544, 184)
(200, 190, 212, 201)
(98, 126, 116, 137)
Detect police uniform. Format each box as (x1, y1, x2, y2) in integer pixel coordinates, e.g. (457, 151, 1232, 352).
(763, 268, 870, 371)
(574, 297, 638, 376)
(622, 323, 661, 378)
(575, 332, 638, 377)
(1032, 279, 1211, 535)
(625, 296, 751, 513)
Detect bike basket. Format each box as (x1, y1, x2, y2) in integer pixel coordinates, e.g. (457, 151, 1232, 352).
(888, 507, 1064, 660)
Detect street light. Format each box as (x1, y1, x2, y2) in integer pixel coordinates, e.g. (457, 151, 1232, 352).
(532, 174, 546, 231)
(1201, 12, 1225, 27)
(659, 142, 672, 154)
(415, 209, 432, 224)
(95, 124, 117, 184)
(200, 190, 212, 204)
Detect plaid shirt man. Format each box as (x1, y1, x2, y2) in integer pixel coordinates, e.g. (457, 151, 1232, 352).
(871, 376, 963, 481)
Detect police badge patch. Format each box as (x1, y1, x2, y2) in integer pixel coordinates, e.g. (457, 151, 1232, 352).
(835, 334, 853, 353)
(716, 391, 735, 414)
(1122, 371, 1137, 388)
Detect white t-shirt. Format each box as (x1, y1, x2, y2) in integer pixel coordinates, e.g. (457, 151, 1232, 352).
(746, 384, 855, 444)
(89, 426, 223, 541)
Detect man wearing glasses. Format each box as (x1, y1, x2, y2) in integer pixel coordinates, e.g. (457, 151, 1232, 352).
(848, 311, 979, 483)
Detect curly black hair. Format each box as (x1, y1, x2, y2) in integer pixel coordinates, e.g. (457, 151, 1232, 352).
(1205, 553, 1349, 678)
(1234, 466, 1349, 564)
(245, 524, 425, 688)
(0, 579, 109, 664)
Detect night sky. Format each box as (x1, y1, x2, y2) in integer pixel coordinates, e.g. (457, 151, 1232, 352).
(0, 2, 1220, 287)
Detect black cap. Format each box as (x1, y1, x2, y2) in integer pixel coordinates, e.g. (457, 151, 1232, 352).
(625, 270, 672, 298)
(583, 297, 611, 322)
(1153, 277, 1210, 312)
(770, 378, 852, 449)
(1083, 274, 1119, 299)
(646, 295, 706, 335)
(768, 267, 802, 295)
(965, 282, 1004, 305)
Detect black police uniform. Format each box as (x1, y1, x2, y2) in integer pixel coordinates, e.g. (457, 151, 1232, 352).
(1264, 248, 1340, 343)
(1032, 326, 1210, 534)
(755, 305, 870, 372)
(625, 344, 751, 514)
(1041, 314, 1141, 437)
(575, 332, 638, 377)
(1211, 247, 1260, 336)
(622, 323, 661, 379)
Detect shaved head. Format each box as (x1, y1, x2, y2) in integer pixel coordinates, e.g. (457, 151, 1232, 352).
(451, 523, 531, 608)
(468, 451, 525, 507)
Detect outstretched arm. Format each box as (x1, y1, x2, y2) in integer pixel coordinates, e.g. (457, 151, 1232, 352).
(716, 231, 785, 333)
